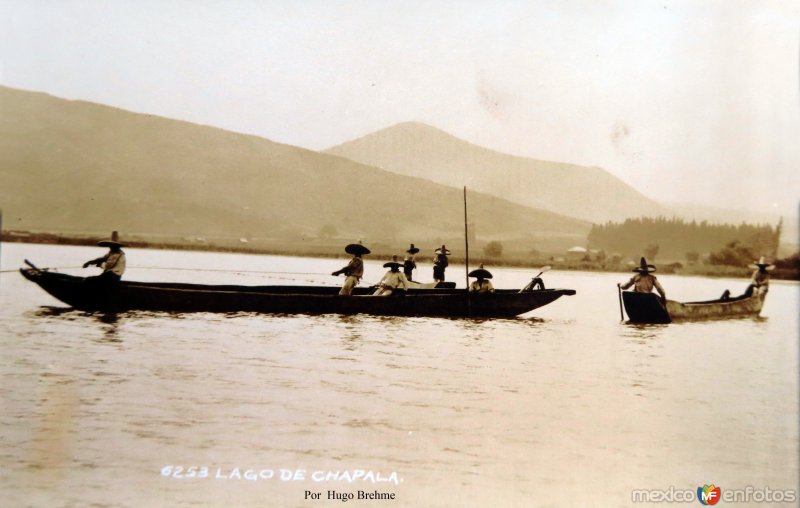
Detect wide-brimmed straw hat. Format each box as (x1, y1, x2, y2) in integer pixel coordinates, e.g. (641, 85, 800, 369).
(750, 256, 775, 270)
(345, 243, 370, 255)
(434, 244, 451, 255)
(98, 240, 125, 248)
(383, 255, 403, 269)
(632, 257, 656, 273)
(468, 264, 492, 279)
(406, 243, 420, 254)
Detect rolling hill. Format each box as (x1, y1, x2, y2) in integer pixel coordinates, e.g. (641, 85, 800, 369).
(0, 86, 591, 253)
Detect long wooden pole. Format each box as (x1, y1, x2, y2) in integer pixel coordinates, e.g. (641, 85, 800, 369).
(463, 186, 470, 285)
(464, 186, 471, 315)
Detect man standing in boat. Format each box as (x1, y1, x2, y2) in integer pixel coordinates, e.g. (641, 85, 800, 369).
(82, 240, 126, 284)
(403, 244, 419, 282)
(373, 256, 410, 296)
(433, 245, 450, 282)
(744, 256, 774, 297)
(332, 243, 370, 296)
(618, 257, 666, 303)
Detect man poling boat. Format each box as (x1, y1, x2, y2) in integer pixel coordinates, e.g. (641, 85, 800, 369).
(619, 257, 769, 324)
(331, 242, 370, 296)
(744, 256, 774, 297)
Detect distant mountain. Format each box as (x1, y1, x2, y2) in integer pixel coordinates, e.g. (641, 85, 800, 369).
(326, 122, 669, 223)
(0, 86, 590, 253)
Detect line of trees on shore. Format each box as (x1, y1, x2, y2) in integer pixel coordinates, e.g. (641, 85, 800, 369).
(588, 217, 782, 263)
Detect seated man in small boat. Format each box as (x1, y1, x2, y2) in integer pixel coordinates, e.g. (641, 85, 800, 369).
(468, 265, 495, 293)
(373, 256, 410, 296)
(403, 244, 419, 281)
(332, 243, 370, 296)
(82, 240, 126, 284)
(743, 256, 773, 297)
(618, 257, 666, 303)
(433, 245, 450, 282)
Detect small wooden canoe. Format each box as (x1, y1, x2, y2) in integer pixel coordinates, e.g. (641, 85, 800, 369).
(20, 264, 576, 318)
(622, 290, 766, 324)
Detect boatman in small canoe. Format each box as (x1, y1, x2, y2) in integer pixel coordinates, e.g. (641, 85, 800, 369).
(618, 257, 666, 303)
(468, 264, 495, 293)
(433, 245, 450, 282)
(332, 243, 369, 296)
(744, 256, 774, 297)
(403, 244, 419, 281)
(373, 256, 410, 296)
(82, 240, 126, 284)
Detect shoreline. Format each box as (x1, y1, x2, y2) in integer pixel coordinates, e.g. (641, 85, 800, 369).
(4, 233, 797, 281)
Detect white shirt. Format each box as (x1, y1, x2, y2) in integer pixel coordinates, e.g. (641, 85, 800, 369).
(104, 251, 126, 276)
(469, 279, 495, 293)
(379, 270, 409, 290)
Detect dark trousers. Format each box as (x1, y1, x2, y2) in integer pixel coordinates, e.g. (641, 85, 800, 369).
(743, 284, 759, 297)
(85, 271, 121, 290)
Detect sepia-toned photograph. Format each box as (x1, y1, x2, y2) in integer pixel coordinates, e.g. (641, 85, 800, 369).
(1, 1, 798, 506)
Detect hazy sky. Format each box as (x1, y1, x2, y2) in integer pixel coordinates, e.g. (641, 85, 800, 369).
(2, 0, 798, 217)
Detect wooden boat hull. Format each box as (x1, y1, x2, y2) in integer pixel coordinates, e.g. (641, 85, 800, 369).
(622, 291, 766, 324)
(20, 268, 575, 318)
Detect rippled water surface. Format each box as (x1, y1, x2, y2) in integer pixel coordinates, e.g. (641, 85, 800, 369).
(1, 243, 798, 507)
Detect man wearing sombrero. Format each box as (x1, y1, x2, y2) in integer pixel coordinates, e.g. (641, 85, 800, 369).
(619, 257, 666, 303)
(468, 264, 495, 293)
(744, 256, 774, 297)
(433, 245, 450, 282)
(403, 244, 419, 281)
(332, 243, 370, 296)
(373, 256, 410, 296)
(82, 239, 126, 283)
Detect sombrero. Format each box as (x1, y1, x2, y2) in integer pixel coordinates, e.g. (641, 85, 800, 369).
(383, 255, 403, 269)
(750, 256, 775, 270)
(98, 240, 125, 248)
(632, 257, 656, 273)
(468, 264, 492, 279)
(406, 243, 420, 255)
(345, 243, 371, 255)
(434, 244, 451, 255)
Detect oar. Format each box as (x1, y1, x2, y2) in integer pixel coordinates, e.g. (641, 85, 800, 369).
(617, 283, 624, 322)
(533, 265, 551, 279)
(520, 265, 552, 292)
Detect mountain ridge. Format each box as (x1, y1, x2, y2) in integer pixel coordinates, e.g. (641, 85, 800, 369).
(326, 121, 670, 223)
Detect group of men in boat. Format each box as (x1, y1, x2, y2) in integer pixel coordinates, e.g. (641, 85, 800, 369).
(618, 256, 772, 303)
(329, 242, 494, 296)
(80, 238, 772, 300)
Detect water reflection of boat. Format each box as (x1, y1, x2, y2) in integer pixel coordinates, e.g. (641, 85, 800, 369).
(622, 291, 766, 324)
(20, 264, 576, 318)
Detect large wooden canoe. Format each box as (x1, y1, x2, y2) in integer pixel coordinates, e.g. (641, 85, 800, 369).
(622, 290, 766, 324)
(20, 266, 576, 318)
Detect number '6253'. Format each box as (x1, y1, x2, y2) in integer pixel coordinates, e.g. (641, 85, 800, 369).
(161, 465, 209, 478)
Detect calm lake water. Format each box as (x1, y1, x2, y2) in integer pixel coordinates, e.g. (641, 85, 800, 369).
(1, 243, 797, 507)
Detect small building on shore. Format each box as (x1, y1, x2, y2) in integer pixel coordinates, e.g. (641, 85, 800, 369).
(566, 246, 588, 261)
